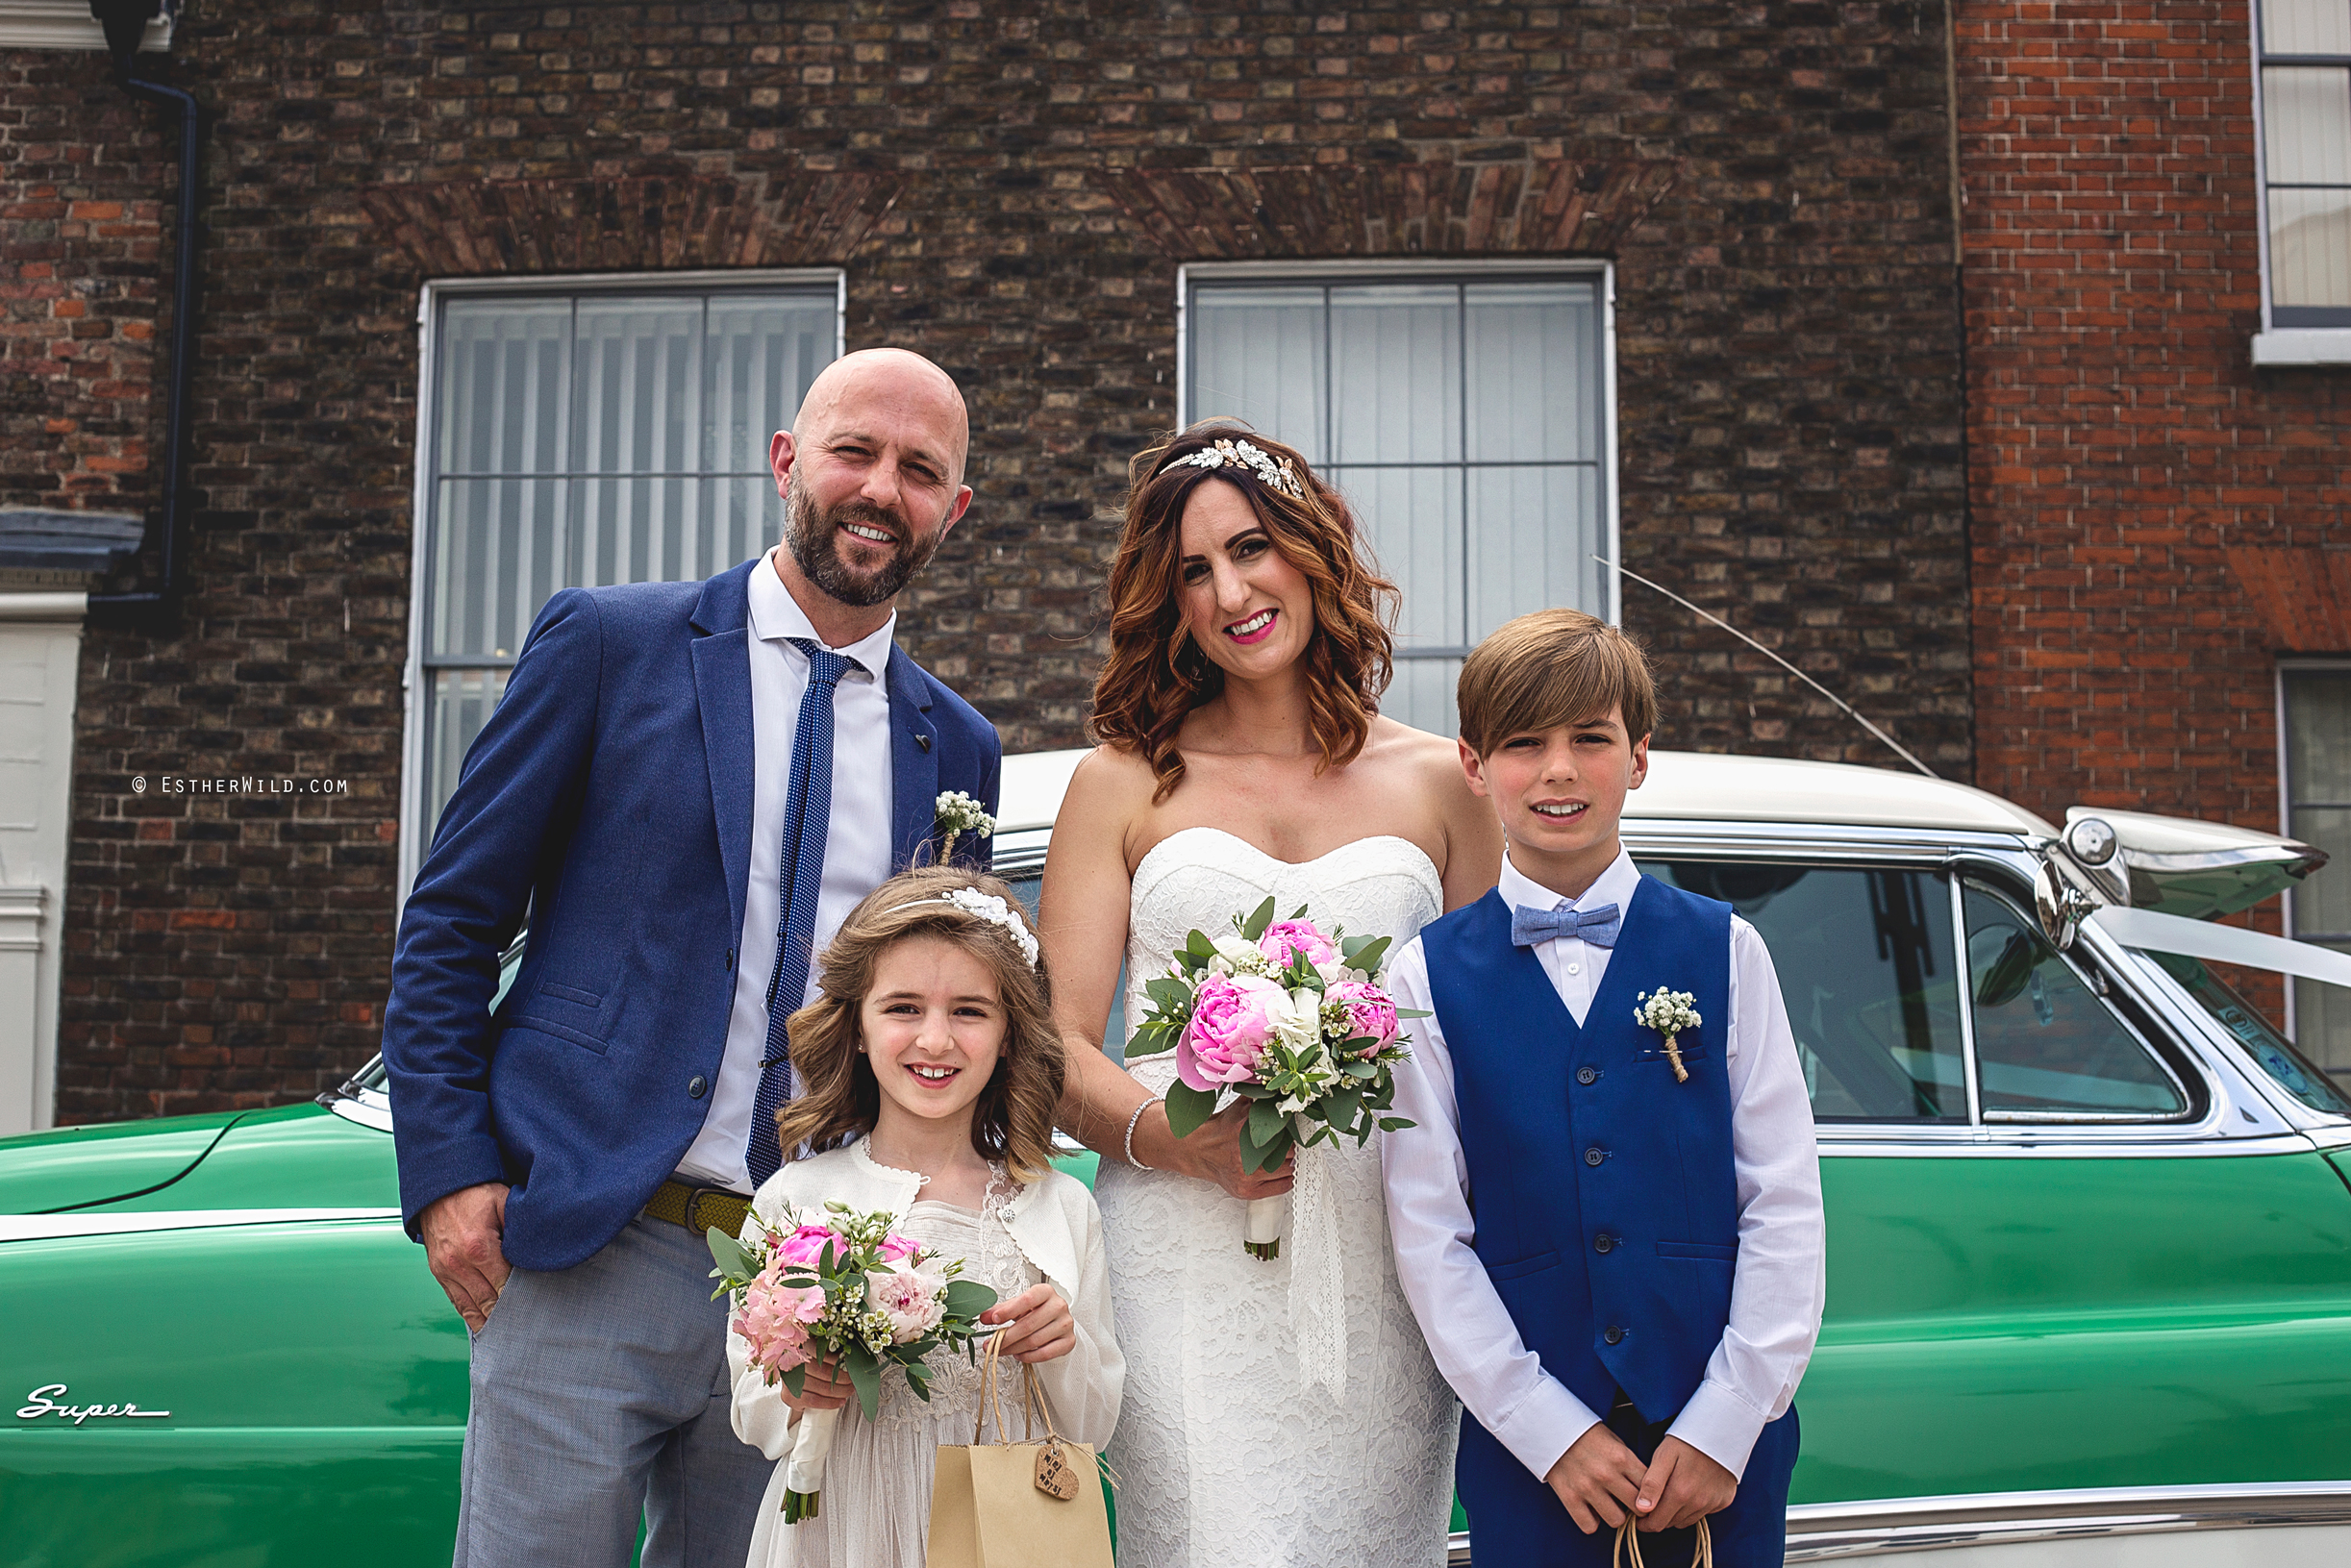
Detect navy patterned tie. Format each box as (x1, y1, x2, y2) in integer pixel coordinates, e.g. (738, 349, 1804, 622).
(745, 640, 855, 1189)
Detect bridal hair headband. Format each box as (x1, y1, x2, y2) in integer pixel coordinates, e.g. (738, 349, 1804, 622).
(907, 887, 1041, 968)
(1164, 436, 1305, 501)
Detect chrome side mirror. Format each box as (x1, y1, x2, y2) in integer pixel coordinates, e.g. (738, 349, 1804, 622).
(2033, 857, 2097, 952)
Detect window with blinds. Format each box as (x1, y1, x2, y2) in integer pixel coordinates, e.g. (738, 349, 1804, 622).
(410, 278, 838, 865)
(2261, 0, 2351, 327)
(2283, 665, 2351, 1076)
(1183, 269, 1613, 737)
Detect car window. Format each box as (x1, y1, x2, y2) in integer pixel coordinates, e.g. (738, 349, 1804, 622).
(1963, 883, 2188, 1120)
(1640, 862, 1967, 1122)
(2146, 950, 2351, 1114)
(1005, 870, 1126, 1059)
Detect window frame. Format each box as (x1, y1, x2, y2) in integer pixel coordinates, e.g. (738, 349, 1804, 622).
(2250, 4, 2351, 363)
(1625, 836, 2227, 1144)
(2275, 657, 2351, 1056)
(1958, 876, 2199, 1126)
(396, 268, 847, 903)
(1172, 258, 1622, 650)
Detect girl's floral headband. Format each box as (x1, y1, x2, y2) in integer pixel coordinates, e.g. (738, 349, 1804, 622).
(907, 886, 1040, 968)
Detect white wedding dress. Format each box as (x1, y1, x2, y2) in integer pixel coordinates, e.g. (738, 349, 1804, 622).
(1095, 827, 1460, 1567)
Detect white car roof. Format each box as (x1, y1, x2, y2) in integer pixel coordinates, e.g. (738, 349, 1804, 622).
(997, 746, 2057, 838)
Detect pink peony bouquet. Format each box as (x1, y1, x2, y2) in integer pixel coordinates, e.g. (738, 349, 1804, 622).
(1126, 897, 1420, 1259)
(709, 1203, 997, 1523)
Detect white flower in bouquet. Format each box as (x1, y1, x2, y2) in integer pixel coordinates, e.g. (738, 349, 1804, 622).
(1212, 929, 1276, 977)
(867, 1266, 950, 1344)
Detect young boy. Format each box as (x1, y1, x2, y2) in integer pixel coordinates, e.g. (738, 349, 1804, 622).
(1382, 609, 1824, 1566)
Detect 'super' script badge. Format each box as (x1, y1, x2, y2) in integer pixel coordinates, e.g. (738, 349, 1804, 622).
(17, 1384, 170, 1424)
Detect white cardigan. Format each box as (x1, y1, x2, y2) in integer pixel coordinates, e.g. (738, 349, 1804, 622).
(726, 1140, 1126, 1455)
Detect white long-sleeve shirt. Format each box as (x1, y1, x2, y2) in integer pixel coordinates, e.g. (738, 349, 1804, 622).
(675, 552, 897, 1194)
(1380, 847, 1825, 1483)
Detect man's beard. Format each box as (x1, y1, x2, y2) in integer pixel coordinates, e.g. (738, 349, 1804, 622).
(782, 472, 941, 609)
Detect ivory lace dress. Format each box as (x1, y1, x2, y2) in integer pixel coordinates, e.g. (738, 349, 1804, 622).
(731, 1145, 1123, 1568)
(1094, 828, 1460, 1567)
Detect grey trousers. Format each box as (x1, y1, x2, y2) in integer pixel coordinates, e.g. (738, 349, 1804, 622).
(453, 1213, 774, 1568)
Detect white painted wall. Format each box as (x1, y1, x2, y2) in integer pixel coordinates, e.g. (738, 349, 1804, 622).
(0, 591, 87, 1133)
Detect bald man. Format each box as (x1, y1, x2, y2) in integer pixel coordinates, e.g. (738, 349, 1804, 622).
(384, 347, 1002, 1568)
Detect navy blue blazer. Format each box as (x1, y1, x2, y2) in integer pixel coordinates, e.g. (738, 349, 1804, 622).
(382, 558, 1002, 1271)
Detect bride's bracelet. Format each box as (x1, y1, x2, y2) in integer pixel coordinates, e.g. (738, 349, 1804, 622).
(1122, 1097, 1161, 1172)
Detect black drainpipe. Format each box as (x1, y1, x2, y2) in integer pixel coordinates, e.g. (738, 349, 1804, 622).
(88, 1, 200, 610)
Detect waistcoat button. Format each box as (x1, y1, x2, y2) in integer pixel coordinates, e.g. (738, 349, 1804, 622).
(1595, 1232, 1614, 1254)
(1603, 1325, 1625, 1345)
(687, 1075, 708, 1100)
(1576, 1066, 1599, 1086)
(1584, 1146, 1606, 1166)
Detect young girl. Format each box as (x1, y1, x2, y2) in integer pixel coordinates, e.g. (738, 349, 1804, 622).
(728, 867, 1124, 1568)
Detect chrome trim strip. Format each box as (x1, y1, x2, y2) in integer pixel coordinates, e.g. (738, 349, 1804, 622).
(1815, 1131, 2318, 1159)
(0, 1208, 402, 1244)
(324, 1089, 392, 1133)
(1949, 872, 1983, 1126)
(1784, 1481, 2351, 1560)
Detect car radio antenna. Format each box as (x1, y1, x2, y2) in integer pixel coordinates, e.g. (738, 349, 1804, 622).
(1594, 555, 1940, 780)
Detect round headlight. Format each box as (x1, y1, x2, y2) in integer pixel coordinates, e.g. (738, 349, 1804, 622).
(2066, 816, 2117, 866)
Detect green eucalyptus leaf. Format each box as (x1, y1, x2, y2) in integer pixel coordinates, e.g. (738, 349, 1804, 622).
(1145, 977, 1193, 1010)
(1347, 935, 1391, 974)
(1246, 1096, 1286, 1153)
(942, 1279, 999, 1320)
(1378, 1116, 1415, 1132)
(706, 1227, 759, 1284)
(781, 1364, 807, 1400)
(1164, 1081, 1219, 1139)
(846, 1349, 882, 1422)
(1240, 896, 1277, 941)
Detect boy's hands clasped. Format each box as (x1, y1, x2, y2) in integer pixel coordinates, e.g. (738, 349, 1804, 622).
(1546, 1423, 1738, 1534)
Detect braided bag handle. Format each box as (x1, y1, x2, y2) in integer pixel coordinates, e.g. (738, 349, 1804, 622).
(1613, 1514, 1713, 1568)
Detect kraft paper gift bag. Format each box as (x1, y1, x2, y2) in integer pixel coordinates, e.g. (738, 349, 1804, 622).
(927, 1335, 1113, 1568)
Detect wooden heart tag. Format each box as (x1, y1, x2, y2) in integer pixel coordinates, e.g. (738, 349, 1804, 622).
(1034, 1440, 1081, 1500)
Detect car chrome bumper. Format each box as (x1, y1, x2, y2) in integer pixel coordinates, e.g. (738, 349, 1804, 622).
(1442, 1482, 2351, 1564)
(1785, 1481, 2351, 1560)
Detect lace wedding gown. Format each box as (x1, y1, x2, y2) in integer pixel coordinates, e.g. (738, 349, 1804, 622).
(1096, 827, 1459, 1567)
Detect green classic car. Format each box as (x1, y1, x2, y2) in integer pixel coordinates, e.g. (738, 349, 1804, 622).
(8, 751, 2351, 1567)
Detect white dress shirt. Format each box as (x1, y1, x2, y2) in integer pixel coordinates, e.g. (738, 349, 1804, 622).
(674, 553, 897, 1193)
(1381, 847, 1825, 1483)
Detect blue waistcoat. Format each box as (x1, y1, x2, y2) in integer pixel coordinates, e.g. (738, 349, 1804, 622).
(1423, 876, 1738, 1428)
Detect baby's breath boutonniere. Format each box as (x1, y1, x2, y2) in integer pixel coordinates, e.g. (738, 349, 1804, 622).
(1633, 988, 1702, 1083)
(934, 790, 995, 861)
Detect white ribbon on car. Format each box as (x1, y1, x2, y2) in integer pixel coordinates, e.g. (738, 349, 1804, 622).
(2091, 906, 2351, 990)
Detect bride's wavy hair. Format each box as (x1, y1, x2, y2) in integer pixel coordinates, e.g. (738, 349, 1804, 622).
(1091, 421, 1398, 803)
(772, 867, 1065, 1182)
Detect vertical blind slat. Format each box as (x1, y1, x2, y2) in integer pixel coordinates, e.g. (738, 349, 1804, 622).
(423, 287, 835, 839)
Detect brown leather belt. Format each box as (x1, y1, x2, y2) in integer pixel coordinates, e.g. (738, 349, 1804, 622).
(645, 1177, 752, 1240)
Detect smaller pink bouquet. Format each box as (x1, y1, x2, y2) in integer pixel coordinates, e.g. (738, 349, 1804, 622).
(1126, 897, 1419, 1259)
(709, 1204, 997, 1523)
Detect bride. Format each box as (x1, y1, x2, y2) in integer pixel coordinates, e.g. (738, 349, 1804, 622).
(1038, 423, 1502, 1565)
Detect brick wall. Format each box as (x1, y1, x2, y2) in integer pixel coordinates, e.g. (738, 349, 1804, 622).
(0, 46, 166, 523)
(4, 1, 1968, 1120)
(1959, 0, 2351, 836)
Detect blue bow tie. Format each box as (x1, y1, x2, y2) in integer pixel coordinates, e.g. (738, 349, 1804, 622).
(1510, 902, 1622, 949)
